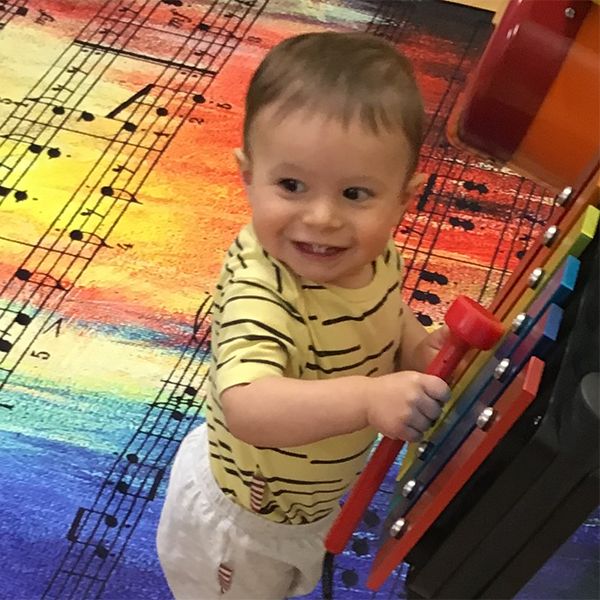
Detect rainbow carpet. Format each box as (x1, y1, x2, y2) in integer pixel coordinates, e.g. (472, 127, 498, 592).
(0, 1, 597, 598)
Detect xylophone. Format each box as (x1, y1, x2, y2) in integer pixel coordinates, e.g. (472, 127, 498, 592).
(325, 0, 600, 596)
(400, 231, 598, 599)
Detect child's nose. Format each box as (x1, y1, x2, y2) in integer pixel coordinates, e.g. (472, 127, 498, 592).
(302, 197, 343, 229)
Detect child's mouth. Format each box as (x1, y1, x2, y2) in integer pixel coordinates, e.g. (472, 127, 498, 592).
(294, 242, 345, 257)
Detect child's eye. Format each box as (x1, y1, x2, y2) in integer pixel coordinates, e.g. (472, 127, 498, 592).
(278, 178, 306, 193)
(343, 187, 373, 201)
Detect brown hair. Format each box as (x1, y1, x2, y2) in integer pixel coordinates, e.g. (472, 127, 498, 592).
(243, 31, 425, 177)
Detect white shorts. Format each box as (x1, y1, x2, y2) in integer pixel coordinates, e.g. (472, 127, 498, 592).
(156, 424, 339, 599)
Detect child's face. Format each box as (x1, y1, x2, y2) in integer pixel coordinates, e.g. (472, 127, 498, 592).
(238, 107, 417, 288)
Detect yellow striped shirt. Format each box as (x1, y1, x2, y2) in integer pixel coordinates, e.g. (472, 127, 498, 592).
(206, 224, 405, 524)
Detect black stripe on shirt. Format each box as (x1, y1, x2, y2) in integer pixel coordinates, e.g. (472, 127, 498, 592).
(257, 502, 279, 515)
(218, 334, 289, 354)
(322, 281, 399, 325)
(220, 319, 294, 346)
(285, 505, 333, 522)
(309, 343, 360, 357)
(270, 482, 349, 497)
(218, 439, 232, 452)
(230, 279, 305, 323)
(216, 356, 236, 370)
(260, 473, 343, 486)
(254, 447, 308, 458)
(209, 413, 230, 431)
(240, 358, 285, 371)
(217, 293, 304, 324)
(224, 238, 246, 269)
(274, 263, 282, 293)
(262, 250, 283, 293)
(222, 466, 254, 485)
(262, 498, 336, 518)
(285, 496, 344, 512)
(310, 440, 374, 464)
(305, 340, 394, 374)
(210, 452, 237, 465)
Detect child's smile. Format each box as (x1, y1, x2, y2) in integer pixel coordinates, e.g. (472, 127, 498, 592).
(293, 241, 346, 258)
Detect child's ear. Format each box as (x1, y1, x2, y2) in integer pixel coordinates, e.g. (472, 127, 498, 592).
(404, 172, 427, 201)
(394, 172, 427, 226)
(234, 148, 252, 186)
(395, 173, 426, 223)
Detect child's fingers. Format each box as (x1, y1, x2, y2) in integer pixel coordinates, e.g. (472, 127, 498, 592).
(408, 410, 433, 434)
(421, 374, 451, 404)
(401, 424, 424, 443)
(417, 394, 444, 422)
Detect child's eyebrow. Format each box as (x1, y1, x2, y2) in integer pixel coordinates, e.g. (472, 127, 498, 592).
(270, 162, 304, 172)
(341, 175, 385, 188)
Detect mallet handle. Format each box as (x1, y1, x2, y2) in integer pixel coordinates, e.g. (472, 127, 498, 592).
(425, 338, 470, 382)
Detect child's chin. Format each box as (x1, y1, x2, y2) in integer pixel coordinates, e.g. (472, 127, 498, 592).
(296, 268, 335, 285)
(308, 272, 362, 288)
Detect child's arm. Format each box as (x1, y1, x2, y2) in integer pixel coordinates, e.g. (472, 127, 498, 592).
(221, 369, 449, 448)
(397, 299, 450, 372)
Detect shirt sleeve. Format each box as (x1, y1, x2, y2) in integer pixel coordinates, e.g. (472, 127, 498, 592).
(212, 278, 300, 396)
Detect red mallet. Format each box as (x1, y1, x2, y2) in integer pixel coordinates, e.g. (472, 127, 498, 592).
(325, 295, 504, 555)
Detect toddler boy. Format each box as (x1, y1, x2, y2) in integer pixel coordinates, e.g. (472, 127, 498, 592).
(157, 31, 450, 599)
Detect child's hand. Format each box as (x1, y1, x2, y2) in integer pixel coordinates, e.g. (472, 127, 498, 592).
(366, 371, 451, 442)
